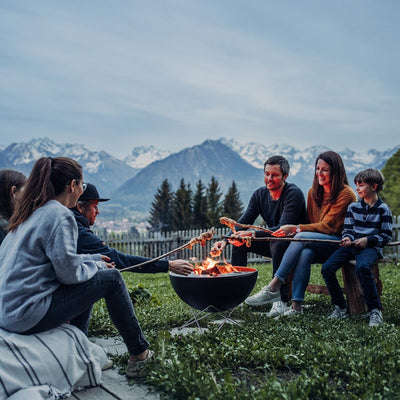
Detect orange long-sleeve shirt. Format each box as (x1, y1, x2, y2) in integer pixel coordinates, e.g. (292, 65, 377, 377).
(299, 185, 356, 236)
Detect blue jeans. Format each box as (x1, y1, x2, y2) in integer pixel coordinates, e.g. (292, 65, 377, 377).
(232, 239, 291, 302)
(274, 232, 340, 302)
(24, 269, 149, 356)
(321, 246, 381, 311)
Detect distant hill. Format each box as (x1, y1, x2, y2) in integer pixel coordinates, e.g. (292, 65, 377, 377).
(115, 139, 262, 212)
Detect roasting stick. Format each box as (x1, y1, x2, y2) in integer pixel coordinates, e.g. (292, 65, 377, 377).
(119, 228, 216, 272)
(220, 217, 273, 235)
(222, 234, 400, 247)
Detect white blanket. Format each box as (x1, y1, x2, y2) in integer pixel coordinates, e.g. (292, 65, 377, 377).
(0, 324, 108, 400)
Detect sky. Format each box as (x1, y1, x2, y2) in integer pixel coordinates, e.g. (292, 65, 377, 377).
(0, 1, 399, 159)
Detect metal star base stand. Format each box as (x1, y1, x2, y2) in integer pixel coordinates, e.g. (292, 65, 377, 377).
(178, 305, 242, 333)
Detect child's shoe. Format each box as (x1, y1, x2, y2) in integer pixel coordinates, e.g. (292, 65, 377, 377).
(327, 305, 348, 319)
(368, 309, 383, 327)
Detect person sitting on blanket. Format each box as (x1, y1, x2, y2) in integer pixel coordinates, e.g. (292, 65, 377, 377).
(321, 168, 392, 327)
(0, 157, 153, 378)
(0, 169, 27, 245)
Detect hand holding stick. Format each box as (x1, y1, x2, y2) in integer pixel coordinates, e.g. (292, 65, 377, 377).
(119, 228, 216, 272)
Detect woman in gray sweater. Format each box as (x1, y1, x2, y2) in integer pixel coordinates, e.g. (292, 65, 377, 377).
(0, 157, 152, 377)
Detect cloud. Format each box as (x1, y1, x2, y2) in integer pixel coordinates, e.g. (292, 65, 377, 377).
(0, 1, 399, 157)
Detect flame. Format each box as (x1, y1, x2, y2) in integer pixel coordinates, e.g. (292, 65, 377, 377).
(192, 257, 239, 276)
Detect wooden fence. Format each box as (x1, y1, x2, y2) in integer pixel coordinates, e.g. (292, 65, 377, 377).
(96, 216, 400, 263)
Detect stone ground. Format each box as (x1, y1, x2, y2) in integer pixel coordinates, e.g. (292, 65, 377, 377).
(71, 336, 160, 400)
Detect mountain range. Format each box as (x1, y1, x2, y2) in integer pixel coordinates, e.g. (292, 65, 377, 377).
(0, 137, 398, 217)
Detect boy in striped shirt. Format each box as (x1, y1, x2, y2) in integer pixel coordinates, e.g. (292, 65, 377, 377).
(321, 168, 392, 327)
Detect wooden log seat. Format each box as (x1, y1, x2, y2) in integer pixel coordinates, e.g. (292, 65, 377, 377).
(306, 259, 387, 314)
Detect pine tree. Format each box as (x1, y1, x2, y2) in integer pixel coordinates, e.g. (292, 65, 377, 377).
(381, 148, 400, 216)
(148, 179, 173, 232)
(223, 180, 244, 221)
(170, 179, 193, 230)
(206, 176, 223, 227)
(192, 179, 208, 228)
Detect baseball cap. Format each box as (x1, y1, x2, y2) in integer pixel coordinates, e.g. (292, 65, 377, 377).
(78, 183, 110, 202)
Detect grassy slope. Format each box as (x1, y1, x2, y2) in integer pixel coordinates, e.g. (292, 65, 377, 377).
(90, 263, 400, 400)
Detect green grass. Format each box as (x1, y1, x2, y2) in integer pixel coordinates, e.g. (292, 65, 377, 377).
(89, 262, 400, 400)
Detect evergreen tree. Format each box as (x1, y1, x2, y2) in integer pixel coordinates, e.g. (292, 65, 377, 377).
(206, 176, 223, 227)
(223, 180, 244, 221)
(148, 179, 173, 232)
(170, 179, 193, 230)
(192, 179, 208, 228)
(381, 148, 400, 217)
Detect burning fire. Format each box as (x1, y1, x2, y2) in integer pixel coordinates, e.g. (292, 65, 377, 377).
(191, 257, 239, 275)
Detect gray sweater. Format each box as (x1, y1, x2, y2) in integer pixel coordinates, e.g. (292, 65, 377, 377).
(0, 200, 104, 332)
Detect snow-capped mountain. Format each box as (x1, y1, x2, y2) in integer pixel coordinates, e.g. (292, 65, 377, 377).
(124, 145, 171, 169)
(116, 139, 260, 212)
(0, 138, 138, 197)
(219, 137, 397, 175)
(0, 137, 398, 216)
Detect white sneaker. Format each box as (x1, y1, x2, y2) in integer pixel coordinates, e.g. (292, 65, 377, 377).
(282, 306, 303, 317)
(327, 305, 348, 319)
(245, 286, 281, 306)
(267, 300, 289, 317)
(369, 309, 383, 327)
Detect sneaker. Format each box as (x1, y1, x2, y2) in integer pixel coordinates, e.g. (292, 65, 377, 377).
(245, 286, 281, 306)
(267, 300, 289, 317)
(327, 305, 348, 319)
(102, 359, 113, 371)
(126, 350, 154, 378)
(368, 309, 383, 327)
(281, 306, 303, 317)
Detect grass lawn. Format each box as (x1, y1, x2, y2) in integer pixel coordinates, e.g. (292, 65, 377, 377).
(90, 262, 400, 400)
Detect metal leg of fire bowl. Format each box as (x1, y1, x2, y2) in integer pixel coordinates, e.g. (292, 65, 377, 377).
(179, 306, 241, 332)
(215, 308, 241, 332)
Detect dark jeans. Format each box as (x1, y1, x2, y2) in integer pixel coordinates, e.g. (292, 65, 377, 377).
(231, 240, 291, 302)
(24, 269, 149, 356)
(321, 247, 381, 311)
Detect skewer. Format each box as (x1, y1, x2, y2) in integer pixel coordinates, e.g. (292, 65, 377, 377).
(222, 235, 400, 246)
(223, 234, 341, 244)
(219, 217, 273, 234)
(119, 228, 215, 272)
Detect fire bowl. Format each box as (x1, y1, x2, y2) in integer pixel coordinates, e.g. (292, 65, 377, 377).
(169, 266, 258, 312)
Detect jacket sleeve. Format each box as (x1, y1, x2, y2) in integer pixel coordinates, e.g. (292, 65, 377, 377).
(45, 216, 104, 285)
(77, 228, 168, 273)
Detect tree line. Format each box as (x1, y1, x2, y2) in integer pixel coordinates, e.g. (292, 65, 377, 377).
(148, 177, 244, 232)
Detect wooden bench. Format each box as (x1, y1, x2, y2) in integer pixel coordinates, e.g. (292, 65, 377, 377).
(306, 259, 387, 314)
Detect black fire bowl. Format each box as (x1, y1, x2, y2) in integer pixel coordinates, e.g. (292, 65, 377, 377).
(169, 266, 258, 312)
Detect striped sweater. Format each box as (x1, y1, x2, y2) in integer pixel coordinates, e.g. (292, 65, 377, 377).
(342, 197, 392, 256)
